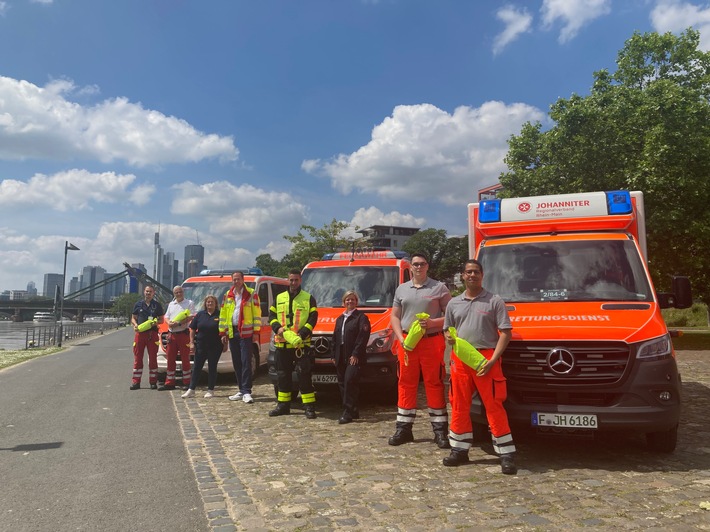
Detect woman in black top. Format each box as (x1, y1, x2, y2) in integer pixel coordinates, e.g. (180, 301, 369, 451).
(182, 295, 223, 399)
(333, 290, 371, 424)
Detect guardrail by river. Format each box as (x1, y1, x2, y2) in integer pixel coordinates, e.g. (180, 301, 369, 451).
(24, 321, 126, 350)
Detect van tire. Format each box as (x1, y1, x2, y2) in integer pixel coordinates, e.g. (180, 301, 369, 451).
(646, 425, 678, 453)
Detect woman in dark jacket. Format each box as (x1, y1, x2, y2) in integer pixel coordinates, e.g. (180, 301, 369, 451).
(333, 290, 371, 424)
(182, 295, 223, 399)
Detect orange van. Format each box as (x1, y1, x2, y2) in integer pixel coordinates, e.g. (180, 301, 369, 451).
(468, 190, 692, 452)
(268, 250, 412, 396)
(157, 269, 289, 377)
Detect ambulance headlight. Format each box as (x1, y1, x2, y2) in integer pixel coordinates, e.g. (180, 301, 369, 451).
(367, 329, 394, 353)
(636, 334, 672, 360)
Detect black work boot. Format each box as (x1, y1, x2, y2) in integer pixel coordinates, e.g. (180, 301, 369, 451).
(268, 402, 290, 417)
(442, 449, 470, 467)
(500, 454, 518, 475)
(304, 405, 317, 419)
(433, 431, 451, 449)
(388, 424, 414, 446)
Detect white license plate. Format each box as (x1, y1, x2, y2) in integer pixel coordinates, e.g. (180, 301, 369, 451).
(532, 412, 598, 429)
(312, 374, 338, 383)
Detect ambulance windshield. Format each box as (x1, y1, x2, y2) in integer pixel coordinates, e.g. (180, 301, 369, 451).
(478, 240, 653, 303)
(181, 281, 255, 311)
(301, 266, 399, 308)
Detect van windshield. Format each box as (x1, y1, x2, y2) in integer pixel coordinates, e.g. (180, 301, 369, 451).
(478, 240, 653, 303)
(181, 281, 255, 311)
(301, 266, 399, 307)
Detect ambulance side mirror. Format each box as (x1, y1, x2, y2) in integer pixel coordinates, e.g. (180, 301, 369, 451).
(657, 276, 692, 309)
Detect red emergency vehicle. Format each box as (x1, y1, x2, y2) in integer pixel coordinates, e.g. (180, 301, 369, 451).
(268, 250, 412, 396)
(469, 190, 691, 452)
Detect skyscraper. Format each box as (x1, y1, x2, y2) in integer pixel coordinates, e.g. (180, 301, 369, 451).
(43, 273, 62, 298)
(184, 244, 205, 278)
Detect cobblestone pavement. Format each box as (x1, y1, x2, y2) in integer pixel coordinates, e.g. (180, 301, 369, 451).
(173, 351, 710, 531)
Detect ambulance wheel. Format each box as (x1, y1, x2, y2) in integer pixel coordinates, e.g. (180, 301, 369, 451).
(646, 425, 677, 453)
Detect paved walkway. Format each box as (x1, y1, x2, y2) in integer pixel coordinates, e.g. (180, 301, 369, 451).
(175, 351, 710, 531)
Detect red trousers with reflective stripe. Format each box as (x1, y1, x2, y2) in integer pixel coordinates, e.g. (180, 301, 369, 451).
(395, 334, 446, 410)
(133, 330, 159, 384)
(166, 331, 191, 385)
(449, 350, 511, 439)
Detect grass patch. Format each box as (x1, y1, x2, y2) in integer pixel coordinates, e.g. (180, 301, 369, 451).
(0, 347, 61, 370)
(662, 302, 709, 327)
(671, 330, 710, 351)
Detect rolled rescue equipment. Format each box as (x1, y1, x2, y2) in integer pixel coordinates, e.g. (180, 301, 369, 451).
(173, 308, 191, 323)
(403, 312, 429, 351)
(282, 329, 303, 348)
(137, 317, 158, 332)
(448, 327, 487, 371)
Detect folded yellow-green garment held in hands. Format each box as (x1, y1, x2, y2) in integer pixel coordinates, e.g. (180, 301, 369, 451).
(173, 308, 191, 323)
(137, 317, 158, 332)
(448, 327, 487, 371)
(403, 312, 429, 351)
(282, 329, 303, 348)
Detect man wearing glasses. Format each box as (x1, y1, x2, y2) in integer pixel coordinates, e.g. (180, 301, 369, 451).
(442, 259, 516, 474)
(389, 252, 452, 449)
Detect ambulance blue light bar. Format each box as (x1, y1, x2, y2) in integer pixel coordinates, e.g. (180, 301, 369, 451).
(606, 190, 632, 215)
(479, 199, 502, 223)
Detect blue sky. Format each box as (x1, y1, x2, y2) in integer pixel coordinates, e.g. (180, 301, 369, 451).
(1, 0, 708, 293)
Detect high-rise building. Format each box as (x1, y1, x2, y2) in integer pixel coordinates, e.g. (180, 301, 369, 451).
(43, 273, 63, 298)
(26, 281, 37, 298)
(153, 231, 163, 284)
(103, 273, 127, 301)
(129, 263, 146, 294)
(78, 266, 106, 302)
(161, 251, 179, 289)
(184, 244, 205, 278)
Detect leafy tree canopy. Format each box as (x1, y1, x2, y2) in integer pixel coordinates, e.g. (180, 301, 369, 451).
(402, 229, 468, 283)
(500, 29, 710, 302)
(111, 292, 141, 321)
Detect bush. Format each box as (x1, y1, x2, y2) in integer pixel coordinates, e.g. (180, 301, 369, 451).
(662, 302, 709, 328)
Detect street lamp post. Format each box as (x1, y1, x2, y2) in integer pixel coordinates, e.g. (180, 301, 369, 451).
(58, 241, 80, 347)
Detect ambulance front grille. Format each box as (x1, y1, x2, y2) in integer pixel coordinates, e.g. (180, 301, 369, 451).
(501, 341, 631, 386)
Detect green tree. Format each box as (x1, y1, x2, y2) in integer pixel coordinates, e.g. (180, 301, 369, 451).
(255, 253, 281, 276)
(402, 229, 467, 283)
(111, 292, 141, 321)
(283, 219, 369, 271)
(500, 29, 710, 302)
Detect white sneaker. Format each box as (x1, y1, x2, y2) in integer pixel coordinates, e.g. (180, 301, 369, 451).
(242, 393, 254, 404)
(204, 390, 214, 399)
(228, 392, 243, 401)
(181, 389, 195, 398)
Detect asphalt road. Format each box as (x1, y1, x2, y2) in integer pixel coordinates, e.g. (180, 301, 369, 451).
(0, 328, 208, 532)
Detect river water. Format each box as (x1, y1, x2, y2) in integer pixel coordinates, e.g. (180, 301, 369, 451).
(0, 320, 121, 350)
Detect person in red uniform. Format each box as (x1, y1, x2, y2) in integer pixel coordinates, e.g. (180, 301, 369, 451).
(443, 259, 517, 474)
(130, 285, 165, 390)
(389, 252, 451, 448)
(159, 285, 195, 391)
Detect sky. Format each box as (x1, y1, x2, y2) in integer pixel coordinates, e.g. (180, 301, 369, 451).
(1, 0, 708, 294)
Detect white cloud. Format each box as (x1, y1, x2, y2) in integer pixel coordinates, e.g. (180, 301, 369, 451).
(170, 181, 310, 242)
(302, 102, 545, 205)
(350, 206, 425, 230)
(0, 76, 239, 166)
(493, 5, 534, 55)
(30, 0, 54, 4)
(541, 0, 611, 43)
(651, 1, 710, 51)
(0, 2, 8, 16)
(0, 169, 150, 211)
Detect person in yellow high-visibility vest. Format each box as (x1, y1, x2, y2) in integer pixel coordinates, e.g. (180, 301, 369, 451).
(268, 269, 318, 419)
(219, 271, 261, 404)
(443, 259, 517, 475)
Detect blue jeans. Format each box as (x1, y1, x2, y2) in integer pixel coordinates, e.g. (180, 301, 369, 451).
(229, 334, 253, 394)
